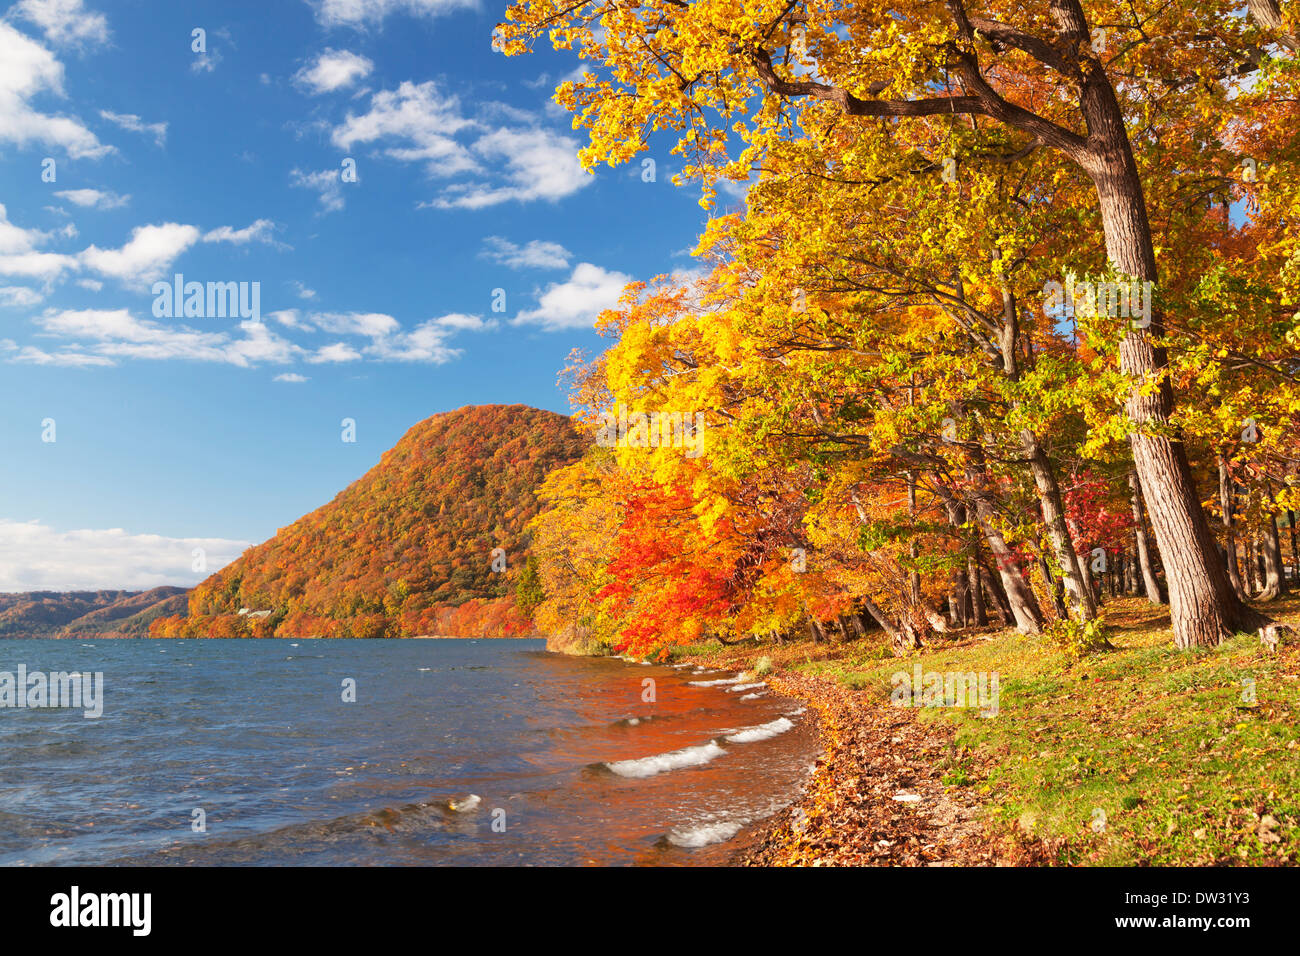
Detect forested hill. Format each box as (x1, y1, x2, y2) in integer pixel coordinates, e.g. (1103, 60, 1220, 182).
(154, 404, 587, 638)
(0, 588, 188, 638)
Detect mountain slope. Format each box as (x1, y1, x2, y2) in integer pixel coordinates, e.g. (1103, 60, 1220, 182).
(159, 404, 585, 638)
(0, 587, 188, 638)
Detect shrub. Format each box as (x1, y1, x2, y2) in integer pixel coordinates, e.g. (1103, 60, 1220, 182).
(1044, 616, 1113, 658)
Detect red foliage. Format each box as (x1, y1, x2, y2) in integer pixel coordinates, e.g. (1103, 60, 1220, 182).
(1065, 468, 1135, 556)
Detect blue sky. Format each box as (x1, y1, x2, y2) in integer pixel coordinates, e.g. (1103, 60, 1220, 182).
(0, 0, 719, 591)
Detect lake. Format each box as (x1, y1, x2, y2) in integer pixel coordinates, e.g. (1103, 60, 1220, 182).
(0, 639, 818, 865)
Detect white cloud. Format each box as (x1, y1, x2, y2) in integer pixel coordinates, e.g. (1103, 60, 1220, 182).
(9, 0, 108, 48)
(308, 0, 476, 28)
(0, 251, 77, 279)
(359, 312, 493, 363)
(330, 80, 590, 209)
(10, 296, 489, 369)
(430, 127, 590, 209)
(74, 276, 100, 291)
(294, 48, 373, 94)
(290, 280, 316, 300)
(27, 307, 300, 367)
(72, 219, 276, 283)
(78, 222, 200, 282)
(0, 518, 249, 591)
(274, 372, 308, 383)
(481, 236, 570, 270)
(307, 341, 362, 364)
(0, 203, 53, 253)
(268, 308, 308, 329)
(54, 187, 128, 209)
(190, 48, 222, 74)
(296, 310, 491, 364)
(5, 343, 111, 365)
(0, 284, 42, 306)
(0, 21, 108, 158)
(309, 310, 400, 338)
(98, 109, 166, 146)
(0, 202, 78, 279)
(363, 319, 461, 363)
(223, 319, 299, 366)
(332, 80, 476, 176)
(430, 312, 494, 331)
(291, 166, 346, 213)
(513, 262, 632, 331)
(202, 218, 276, 245)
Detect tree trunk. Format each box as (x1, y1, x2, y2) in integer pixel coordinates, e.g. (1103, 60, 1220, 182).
(1037, 547, 1069, 619)
(942, 498, 971, 627)
(981, 561, 1013, 627)
(1083, 146, 1264, 644)
(1073, 526, 1098, 603)
(1289, 510, 1299, 587)
(1129, 468, 1165, 604)
(1263, 482, 1288, 598)
(907, 470, 923, 605)
(968, 552, 986, 627)
(958, 462, 1044, 634)
(1244, 533, 1258, 596)
(1023, 431, 1097, 621)
(861, 595, 922, 656)
(1261, 515, 1286, 601)
(949, 567, 971, 627)
(1057, 0, 1267, 646)
(1216, 454, 1247, 600)
(805, 616, 822, 643)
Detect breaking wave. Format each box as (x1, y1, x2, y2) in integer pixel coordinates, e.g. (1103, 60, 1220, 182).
(604, 741, 726, 778)
(725, 717, 794, 744)
(666, 820, 744, 847)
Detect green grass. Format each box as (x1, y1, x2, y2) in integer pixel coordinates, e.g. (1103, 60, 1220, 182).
(659, 639, 727, 662)
(793, 596, 1300, 865)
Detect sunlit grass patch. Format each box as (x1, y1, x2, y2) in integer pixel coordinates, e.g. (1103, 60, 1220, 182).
(791, 595, 1300, 865)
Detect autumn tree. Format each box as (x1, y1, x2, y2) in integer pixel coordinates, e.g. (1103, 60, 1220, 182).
(501, 0, 1300, 646)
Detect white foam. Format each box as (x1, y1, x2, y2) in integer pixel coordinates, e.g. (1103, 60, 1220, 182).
(449, 794, 481, 812)
(725, 716, 794, 743)
(605, 741, 726, 778)
(667, 820, 744, 847)
(727, 681, 767, 693)
(739, 692, 769, 700)
(688, 676, 744, 687)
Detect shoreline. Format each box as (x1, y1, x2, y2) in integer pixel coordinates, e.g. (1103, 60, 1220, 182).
(679, 643, 1027, 867)
(677, 593, 1300, 867)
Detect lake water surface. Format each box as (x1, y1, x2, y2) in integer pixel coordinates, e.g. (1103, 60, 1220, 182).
(0, 639, 818, 865)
